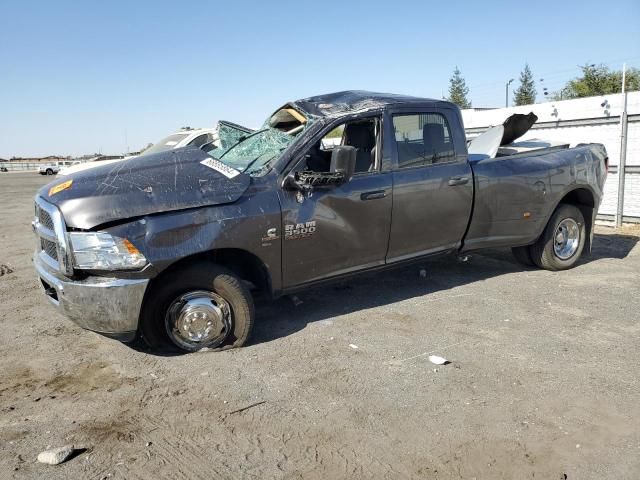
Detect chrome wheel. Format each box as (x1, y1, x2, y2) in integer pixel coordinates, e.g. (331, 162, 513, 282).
(165, 290, 232, 351)
(553, 218, 580, 260)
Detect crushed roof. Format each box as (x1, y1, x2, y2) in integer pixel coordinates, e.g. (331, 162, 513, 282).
(292, 90, 448, 117)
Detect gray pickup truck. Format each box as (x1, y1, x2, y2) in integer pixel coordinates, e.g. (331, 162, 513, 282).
(33, 91, 608, 353)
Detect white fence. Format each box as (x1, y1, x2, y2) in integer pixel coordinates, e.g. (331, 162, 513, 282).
(461, 92, 640, 222)
(1, 162, 50, 172)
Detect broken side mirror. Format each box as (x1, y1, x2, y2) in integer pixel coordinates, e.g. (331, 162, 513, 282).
(283, 146, 357, 192)
(283, 171, 303, 191)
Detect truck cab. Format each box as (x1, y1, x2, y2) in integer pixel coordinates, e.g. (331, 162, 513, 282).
(277, 100, 472, 286)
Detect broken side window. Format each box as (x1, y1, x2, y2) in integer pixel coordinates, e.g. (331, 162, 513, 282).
(300, 118, 378, 174)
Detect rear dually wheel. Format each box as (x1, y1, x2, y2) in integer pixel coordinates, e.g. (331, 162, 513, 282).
(529, 203, 586, 271)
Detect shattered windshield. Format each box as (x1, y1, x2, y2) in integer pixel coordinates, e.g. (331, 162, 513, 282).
(210, 127, 297, 176)
(217, 121, 254, 150)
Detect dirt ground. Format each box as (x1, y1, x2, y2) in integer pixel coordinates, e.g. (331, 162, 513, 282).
(0, 171, 639, 479)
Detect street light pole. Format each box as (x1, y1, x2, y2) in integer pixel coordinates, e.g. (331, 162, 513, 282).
(505, 79, 514, 107)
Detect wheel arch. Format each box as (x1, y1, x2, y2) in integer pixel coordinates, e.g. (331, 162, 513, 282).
(545, 187, 596, 251)
(148, 248, 274, 297)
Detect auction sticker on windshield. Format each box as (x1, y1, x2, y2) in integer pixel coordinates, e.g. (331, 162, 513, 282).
(200, 158, 241, 179)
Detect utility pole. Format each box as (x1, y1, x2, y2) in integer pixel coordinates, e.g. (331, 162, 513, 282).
(616, 63, 628, 227)
(505, 79, 514, 108)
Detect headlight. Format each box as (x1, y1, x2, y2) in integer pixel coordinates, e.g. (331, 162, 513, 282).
(69, 232, 147, 270)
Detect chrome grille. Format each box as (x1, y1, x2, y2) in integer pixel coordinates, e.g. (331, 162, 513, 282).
(36, 205, 55, 230)
(33, 196, 72, 274)
(41, 238, 58, 260)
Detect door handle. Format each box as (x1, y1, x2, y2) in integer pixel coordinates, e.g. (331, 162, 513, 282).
(448, 176, 469, 186)
(360, 190, 387, 201)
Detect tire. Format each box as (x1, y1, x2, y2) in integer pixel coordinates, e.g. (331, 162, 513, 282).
(511, 245, 535, 266)
(46, 169, 54, 175)
(530, 203, 586, 271)
(139, 262, 254, 353)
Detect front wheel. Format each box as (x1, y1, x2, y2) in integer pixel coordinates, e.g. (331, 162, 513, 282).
(529, 204, 586, 271)
(139, 263, 254, 353)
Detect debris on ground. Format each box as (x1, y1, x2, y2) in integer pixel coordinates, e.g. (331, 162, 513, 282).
(419, 268, 427, 278)
(0, 264, 14, 276)
(37, 445, 75, 465)
(290, 295, 303, 307)
(349, 344, 358, 349)
(428, 355, 450, 365)
(228, 401, 266, 415)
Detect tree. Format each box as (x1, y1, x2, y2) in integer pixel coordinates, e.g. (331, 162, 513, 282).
(447, 67, 471, 109)
(553, 64, 640, 100)
(513, 64, 537, 106)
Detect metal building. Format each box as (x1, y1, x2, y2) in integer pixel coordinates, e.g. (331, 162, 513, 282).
(461, 92, 640, 223)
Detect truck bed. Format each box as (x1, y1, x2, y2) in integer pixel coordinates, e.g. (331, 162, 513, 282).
(462, 143, 608, 252)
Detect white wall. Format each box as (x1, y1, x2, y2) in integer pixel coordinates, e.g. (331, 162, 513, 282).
(461, 92, 640, 218)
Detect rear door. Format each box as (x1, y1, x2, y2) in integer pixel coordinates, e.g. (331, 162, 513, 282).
(386, 108, 473, 262)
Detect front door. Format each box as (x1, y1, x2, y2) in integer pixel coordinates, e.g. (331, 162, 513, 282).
(386, 110, 474, 262)
(279, 116, 392, 288)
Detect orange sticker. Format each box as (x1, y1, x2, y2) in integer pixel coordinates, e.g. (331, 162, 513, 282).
(48, 179, 73, 197)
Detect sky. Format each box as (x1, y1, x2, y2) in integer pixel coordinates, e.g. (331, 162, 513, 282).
(1, 0, 639, 158)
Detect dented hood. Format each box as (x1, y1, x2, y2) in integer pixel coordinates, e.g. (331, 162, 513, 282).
(38, 147, 250, 230)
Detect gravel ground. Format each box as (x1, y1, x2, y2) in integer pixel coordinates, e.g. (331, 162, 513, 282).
(1, 172, 639, 479)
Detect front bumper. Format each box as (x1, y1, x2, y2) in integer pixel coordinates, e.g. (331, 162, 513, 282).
(34, 253, 149, 342)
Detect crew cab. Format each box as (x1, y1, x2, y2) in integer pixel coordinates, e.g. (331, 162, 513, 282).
(32, 91, 608, 353)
